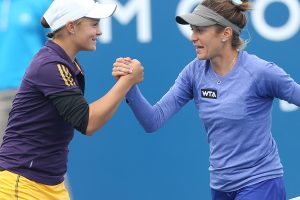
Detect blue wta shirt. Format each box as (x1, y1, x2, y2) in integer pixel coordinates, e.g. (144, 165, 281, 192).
(0, 40, 85, 185)
(126, 51, 300, 191)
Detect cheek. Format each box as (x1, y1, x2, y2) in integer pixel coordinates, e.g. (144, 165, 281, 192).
(78, 32, 93, 43)
(205, 35, 221, 47)
(86, 29, 97, 39)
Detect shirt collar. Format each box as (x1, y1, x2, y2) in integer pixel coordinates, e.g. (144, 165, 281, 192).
(45, 40, 84, 75)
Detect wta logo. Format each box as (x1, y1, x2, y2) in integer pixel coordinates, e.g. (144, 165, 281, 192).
(201, 89, 217, 99)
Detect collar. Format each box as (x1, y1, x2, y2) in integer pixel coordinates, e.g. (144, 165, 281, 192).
(45, 40, 84, 75)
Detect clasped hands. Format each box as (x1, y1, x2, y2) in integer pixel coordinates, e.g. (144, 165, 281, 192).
(112, 57, 144, 85)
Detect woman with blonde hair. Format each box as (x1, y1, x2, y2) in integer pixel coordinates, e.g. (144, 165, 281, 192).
(0, 0, 143, 199)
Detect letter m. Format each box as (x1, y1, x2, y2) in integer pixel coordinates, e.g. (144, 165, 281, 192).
(97, 0, 152, 43)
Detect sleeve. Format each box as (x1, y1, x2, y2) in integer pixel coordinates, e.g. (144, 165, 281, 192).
(48, 90, 89, 134)
(256, 63, 300, 106)
(33, 62, 80, 97)
(126, 65, 194, 132)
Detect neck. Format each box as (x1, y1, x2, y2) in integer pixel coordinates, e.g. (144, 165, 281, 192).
(210, 49, 238, 76)
(53, 38, 78, 61)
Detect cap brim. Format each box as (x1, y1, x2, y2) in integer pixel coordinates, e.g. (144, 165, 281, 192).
(86, 3, 117, 19)
(176, 14, 216, 27)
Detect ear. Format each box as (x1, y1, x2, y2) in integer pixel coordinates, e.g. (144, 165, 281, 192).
(65, 21, 76, 35)
(221, 27, 233, 42)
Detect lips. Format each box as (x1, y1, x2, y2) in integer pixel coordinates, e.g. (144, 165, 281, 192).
(195, 45, 204, 49)
(195, 45, 204, 54)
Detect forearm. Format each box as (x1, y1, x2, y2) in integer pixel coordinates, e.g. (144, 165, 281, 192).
(126, 86, 160, 132)
(126, 85, 182, 133)
(86, 77, 133, 135)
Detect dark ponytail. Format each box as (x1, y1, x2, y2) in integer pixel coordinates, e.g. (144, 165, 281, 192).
(41, 17, 55, 38)
(41, 17, 50, 28)
(201, 0, 252, 49)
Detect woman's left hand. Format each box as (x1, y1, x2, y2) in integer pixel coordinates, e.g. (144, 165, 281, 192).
(112, 57, 133, 80)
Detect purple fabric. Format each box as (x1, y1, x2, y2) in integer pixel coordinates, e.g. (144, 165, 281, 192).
(0, 40, 85, 185)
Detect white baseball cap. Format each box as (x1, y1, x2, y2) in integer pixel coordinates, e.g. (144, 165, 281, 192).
(43, 0, 117, 32)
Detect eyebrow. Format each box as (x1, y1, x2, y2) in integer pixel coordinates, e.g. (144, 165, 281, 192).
(91, 19, 100, 23)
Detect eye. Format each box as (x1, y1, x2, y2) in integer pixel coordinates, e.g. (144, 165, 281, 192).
(92, 22, 98, 26)
(191, 26, 203, 33)
(91, 19, 100, 27)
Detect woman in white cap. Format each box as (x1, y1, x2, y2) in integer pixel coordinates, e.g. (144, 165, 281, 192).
(113, 0, 300, 199)
(0, 0, 143, 199)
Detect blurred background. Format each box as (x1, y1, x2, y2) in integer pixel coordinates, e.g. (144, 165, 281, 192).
(1, 0, 299, 199)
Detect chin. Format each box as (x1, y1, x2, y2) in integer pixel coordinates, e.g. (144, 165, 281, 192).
(85, 46, 96, 51)
(197, 54, 206, 60)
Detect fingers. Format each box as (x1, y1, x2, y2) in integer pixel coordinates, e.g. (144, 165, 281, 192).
(116, 57, 132, 64)
(114, 65, 133, 73)
(112, 64, 133, 74)
(112, 70, 127, 78)
(113, 57, 144, 85)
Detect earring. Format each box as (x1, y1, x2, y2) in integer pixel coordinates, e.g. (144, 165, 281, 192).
(222, 39, 226, 42)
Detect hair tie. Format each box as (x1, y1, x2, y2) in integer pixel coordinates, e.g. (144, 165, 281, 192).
(231, 0, 243, 6)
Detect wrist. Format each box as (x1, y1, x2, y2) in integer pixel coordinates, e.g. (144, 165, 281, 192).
(118, 75, 134, 87)
(119, 74, 135, 84)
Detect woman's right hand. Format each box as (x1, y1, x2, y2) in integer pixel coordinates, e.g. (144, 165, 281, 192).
(112, 57, 144, 85)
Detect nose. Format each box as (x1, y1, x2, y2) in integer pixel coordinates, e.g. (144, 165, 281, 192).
(96, 25, 102, 36)
(190, 31, 198, 43)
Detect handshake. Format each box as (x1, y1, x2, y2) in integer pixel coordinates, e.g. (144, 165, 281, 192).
(112, 57, 144, 85)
